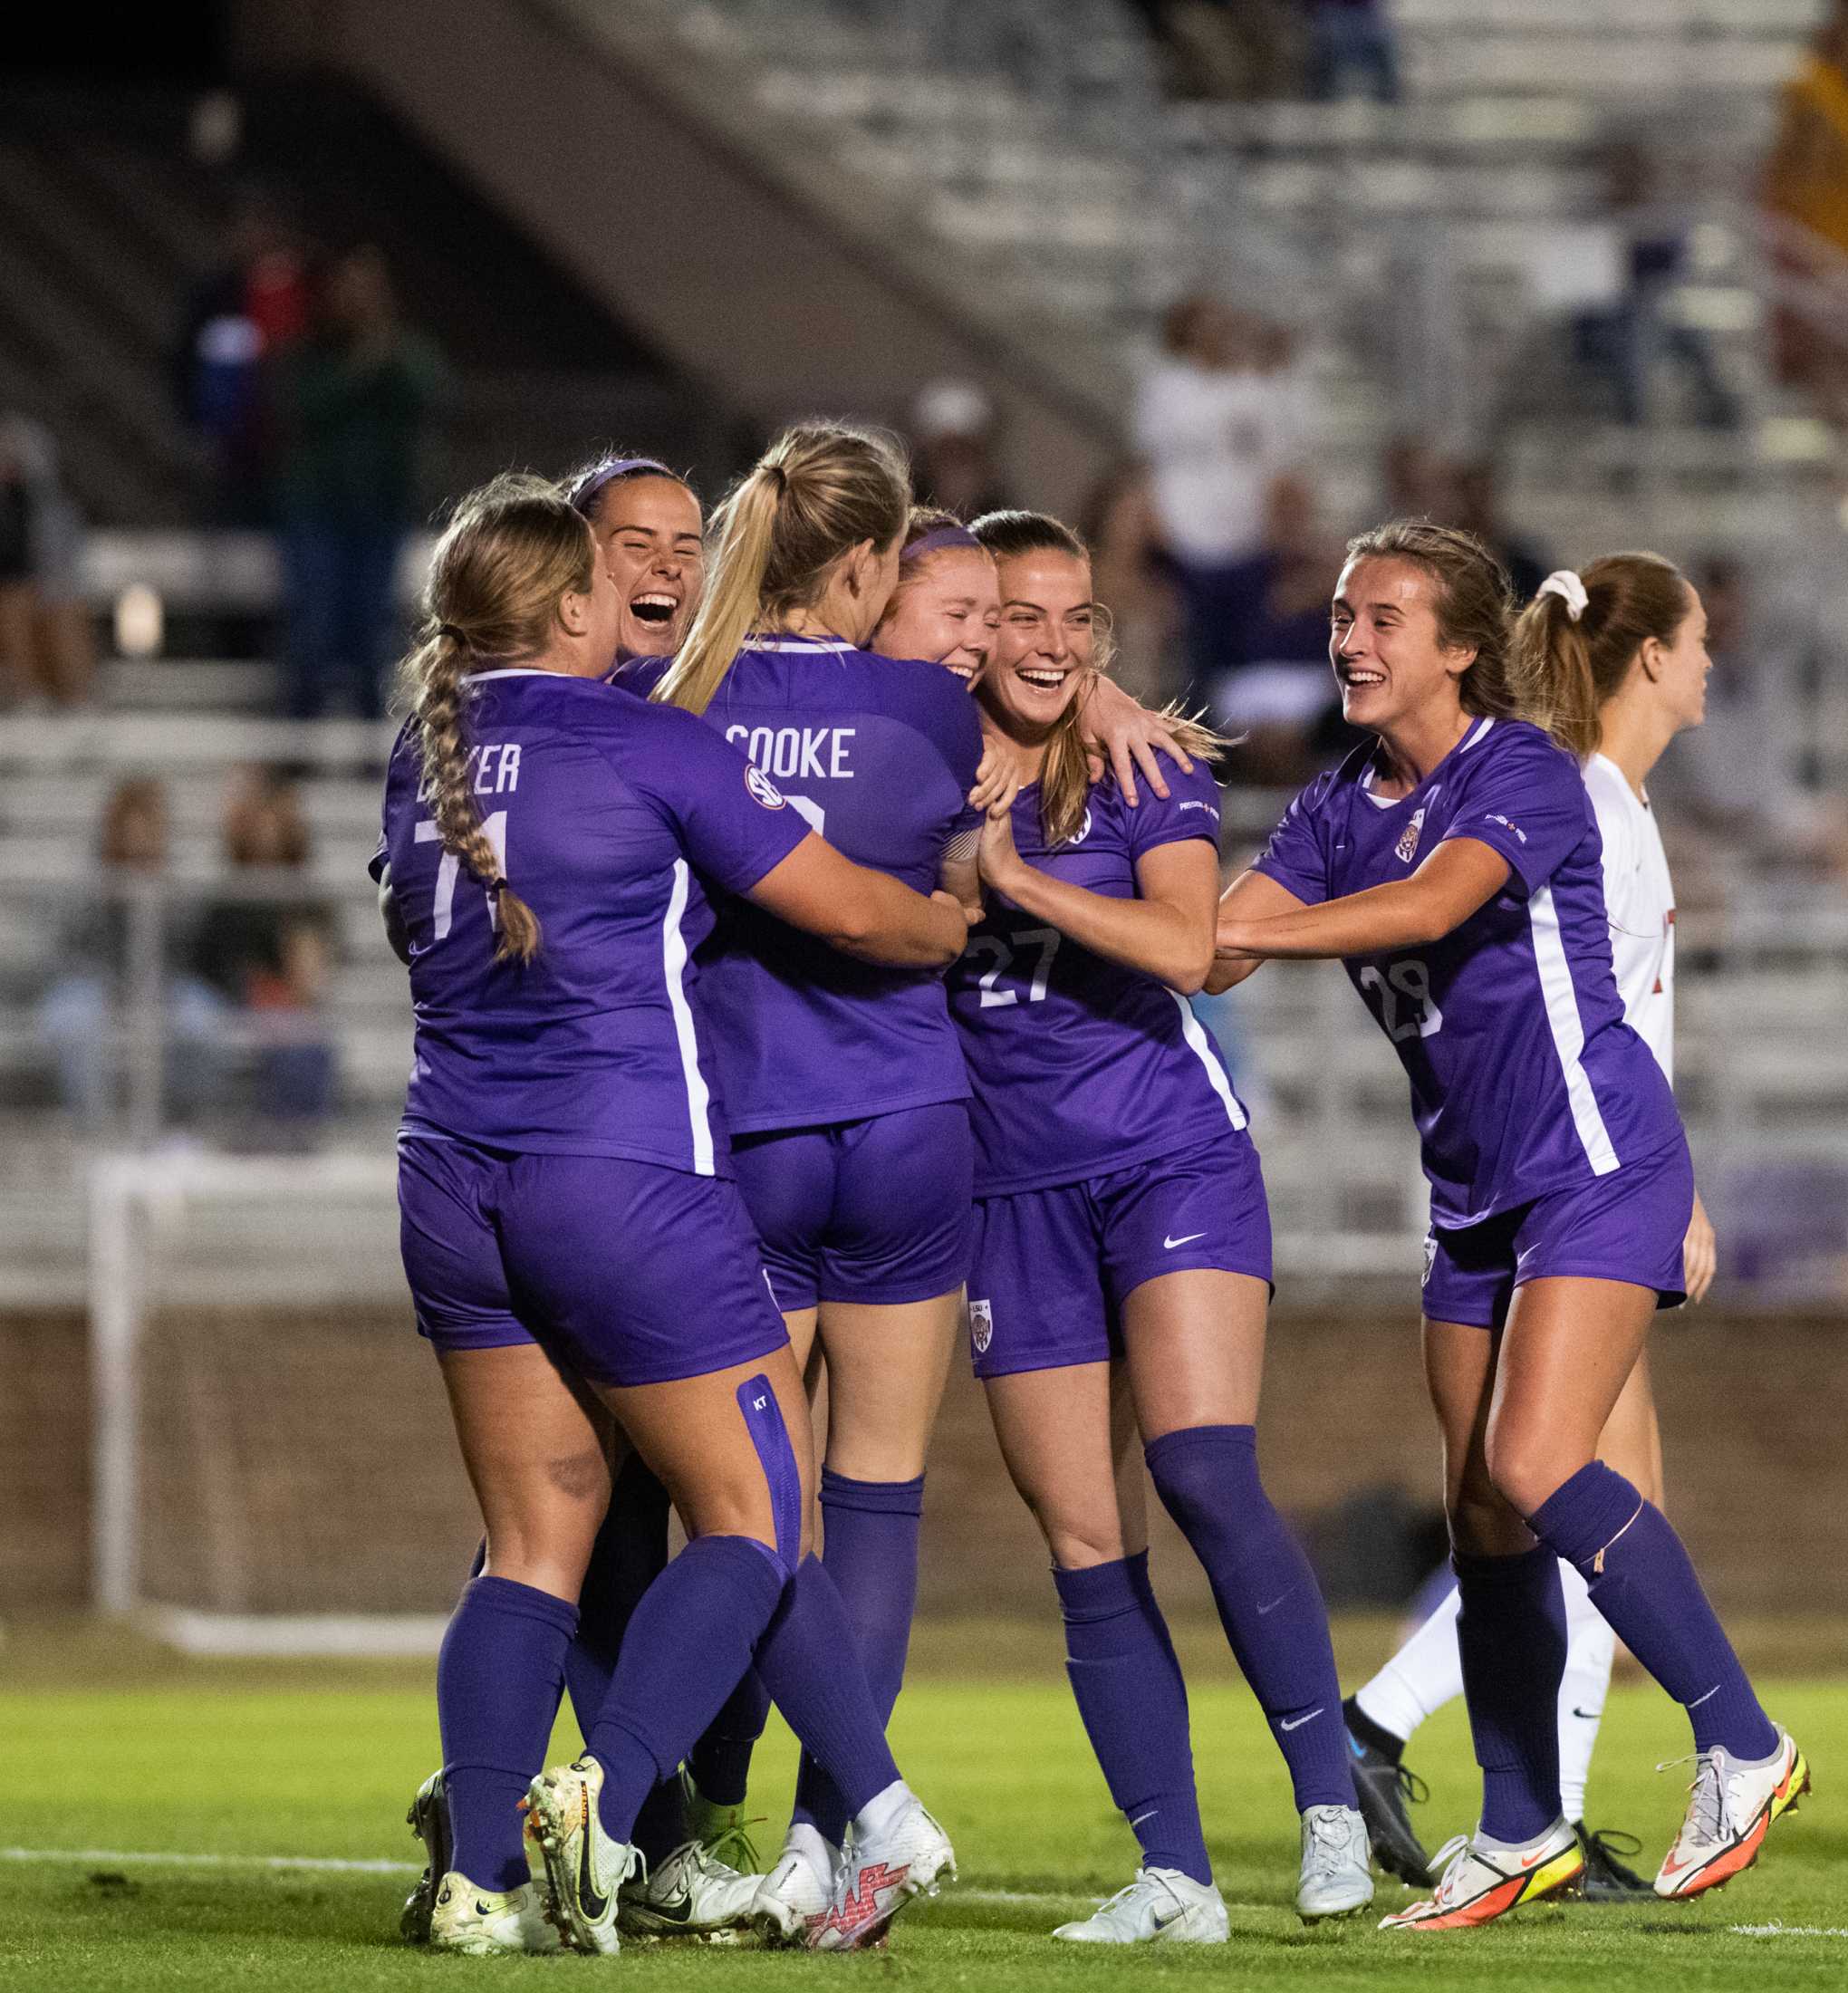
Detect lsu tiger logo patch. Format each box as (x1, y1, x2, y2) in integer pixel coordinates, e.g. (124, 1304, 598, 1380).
(968, 1298, 994, 1354)
(1396, 806, 1427, 865)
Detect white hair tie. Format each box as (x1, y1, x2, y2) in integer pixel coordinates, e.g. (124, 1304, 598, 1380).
(1537, 570, 1588, 621)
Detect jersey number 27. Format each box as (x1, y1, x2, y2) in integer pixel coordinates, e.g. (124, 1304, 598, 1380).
(965, 928, 1062, 1007)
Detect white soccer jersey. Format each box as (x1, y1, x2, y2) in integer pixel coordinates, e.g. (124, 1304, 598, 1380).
(1583, 752, 1675, 1083)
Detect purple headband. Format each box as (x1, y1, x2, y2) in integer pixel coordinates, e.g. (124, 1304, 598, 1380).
(901, 524, 984, 563)
(566, 456, 675, 516)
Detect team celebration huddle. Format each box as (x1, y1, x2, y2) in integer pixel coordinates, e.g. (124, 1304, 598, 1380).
(371, 419, 1808, 1958)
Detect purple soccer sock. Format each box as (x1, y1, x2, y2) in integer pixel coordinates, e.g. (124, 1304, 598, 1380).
(438, 1574, 578, 1892)
(587, 1535, 786, 1843)
(1054, 1554, 1212, 1884)
(563, 1454, 687, 1865)
(790, 1469, 925, 1845)
(1527, 1463, 1776, 1759)
(688, 1670, 773, 1811)
(1454, 1546, 1567, 1843)
(753, 1554, 901, 1821)
(1146, 1424, 1355, 1811)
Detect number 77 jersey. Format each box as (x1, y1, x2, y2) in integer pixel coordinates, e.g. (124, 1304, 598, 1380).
(1252, 717, 1682, 1229)
(948, 759, 1248, 1197)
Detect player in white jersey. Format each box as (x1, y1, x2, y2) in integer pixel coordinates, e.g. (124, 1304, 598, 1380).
(1342, 553, 1723, 1901)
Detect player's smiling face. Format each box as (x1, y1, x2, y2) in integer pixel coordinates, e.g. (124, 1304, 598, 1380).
(590, 476, 704, 662)
(980, 550, 1096, 737)
(1330, 556, 1471, 733)
(873, 547, 1001, 688)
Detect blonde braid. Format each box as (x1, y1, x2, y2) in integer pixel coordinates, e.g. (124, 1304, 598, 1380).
(404, 625, 542, 964)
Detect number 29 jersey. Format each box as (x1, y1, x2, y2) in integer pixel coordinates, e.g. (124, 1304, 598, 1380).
(1254, 716, 1683, 1229)
(948, 757, 1248, 1196)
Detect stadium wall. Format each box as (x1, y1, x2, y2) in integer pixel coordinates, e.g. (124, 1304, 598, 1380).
(6, 1305, 1842, 1619)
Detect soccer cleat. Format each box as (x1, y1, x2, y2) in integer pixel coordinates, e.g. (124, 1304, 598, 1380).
(1380, 1818, 1583, 1931)
(806, 1793, 957, 1951)
(1653, 1727, 1810, 1900)
(399, 1768, 452, 1944)
(620, 1838, 763, 1940)
(428, 1872, 562, 1955)
(524, 1754, 642, 1955)
(1297, 1805, 1375, 1922)
(750, 1834, 836, 1946)
(681, 1771, 764, 1876)
(1346, 1723, 1435, 1885)
(1575, 1825, 1653, 1902)
(1053, 1867, 1228, 1943)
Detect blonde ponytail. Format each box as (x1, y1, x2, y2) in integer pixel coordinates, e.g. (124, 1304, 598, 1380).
(1508, 552, 1692, 759)
(655, 467, 781, 716)
(654, 423, 911, 717)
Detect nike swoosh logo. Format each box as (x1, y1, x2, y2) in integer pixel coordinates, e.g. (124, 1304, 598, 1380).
(1571, 1708, 1600, 1720)
(1163, 1231, 1207, 1249)
(576, 1793, 608, 1920)
(648, 1892, 695, 1925)
(1280, 1708, 1324, 1732)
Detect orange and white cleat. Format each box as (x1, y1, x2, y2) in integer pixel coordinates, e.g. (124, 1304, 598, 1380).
(805, 1790, 954, 1951)
(1654, 1727, 1810, 1900)
(1380, 1819, 1583, 1931)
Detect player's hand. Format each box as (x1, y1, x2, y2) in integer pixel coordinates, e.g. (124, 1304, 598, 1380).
(1078, 672, 1191, 806)
(929, 888, 975, 932)
(1681, 1189, 1717, 1305)
(969, 740, 1014, 813)
(977, 783, 1026, 890)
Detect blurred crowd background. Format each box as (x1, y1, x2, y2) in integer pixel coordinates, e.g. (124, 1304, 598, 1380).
(5, 0, 1848, 1314)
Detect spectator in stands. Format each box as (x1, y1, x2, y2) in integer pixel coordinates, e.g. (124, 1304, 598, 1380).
(1132, 294, 1312, 697)
(37, 778, 221, 1131)
(273, 244, 448, 720)
(191, 770, 339, 1139)
(174, 187, 311, 527)
(1446, 457, 1549, 604)
(909, 378, 1015, 520)
(1208, 472, 1352, 782)
(1378, 435, 1450, 522)
(1083, 459, 1184, 709)
(0, 414, 95, 708)
(1573, 140, 1736, 431)
(1762, 1, 1848, 422)
(1302, 0, 1400, 105)
(1134, 1, 1304, 101)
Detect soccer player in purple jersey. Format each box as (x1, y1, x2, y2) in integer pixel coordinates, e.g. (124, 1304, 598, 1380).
(1209, 522, 1807, 1930)
(373, 476, 962, 1956)
(948, 510, 1373, 1941)
(1343, 554, 1722, 1905)
(563, 453, 704, 661)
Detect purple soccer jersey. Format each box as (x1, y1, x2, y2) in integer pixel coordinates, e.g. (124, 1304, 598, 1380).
(948, 756, 1246, 1194)
(372, 669, 807, 1173)
(623, 639, 983, 1131)
(1253, 716, 1684, 1228)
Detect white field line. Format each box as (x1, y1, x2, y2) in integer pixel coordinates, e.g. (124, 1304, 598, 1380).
(1728, 1923, 1848, 1939)
(0, 1846, 1078, 1908)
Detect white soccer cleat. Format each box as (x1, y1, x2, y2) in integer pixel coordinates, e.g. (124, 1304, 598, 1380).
(1380, 1818, 1583, 1931)
(806, 1791, 956, 1951)
(399, 1769, 451, 1944)
(1053, 1867, 1228, 1943)
(524, 1754, 641, 1955)
(427, 1872, 562, 1955)
(1296, 1805, 1375, 1923)
(621, 1838, 763, 1940)
(750, 1831, 836, 1946)
(1654, 1727, 1810, 1900)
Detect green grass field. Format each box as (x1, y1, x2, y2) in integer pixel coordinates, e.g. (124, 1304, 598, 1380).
(5, 1618, 1841, 1990)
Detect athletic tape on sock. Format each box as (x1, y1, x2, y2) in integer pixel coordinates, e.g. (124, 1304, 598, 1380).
(736, 1373, 801, 1572)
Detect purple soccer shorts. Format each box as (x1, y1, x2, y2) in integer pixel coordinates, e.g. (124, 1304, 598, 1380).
(1421, 1133, 1695, 1329)
(729, 1102, 974, 1313)
(397, 1133, 788, 1386)
(967, 1131, 1273, 1380)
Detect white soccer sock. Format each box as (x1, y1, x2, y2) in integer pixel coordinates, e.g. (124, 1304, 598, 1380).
(1554, 1558, 1615, 1826)
(1352, 1584, 1464, 1745)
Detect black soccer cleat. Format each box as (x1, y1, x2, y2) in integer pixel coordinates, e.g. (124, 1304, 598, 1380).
(1343, 1705, 1434, 1887)
(1574, 1825, 1653, 1902)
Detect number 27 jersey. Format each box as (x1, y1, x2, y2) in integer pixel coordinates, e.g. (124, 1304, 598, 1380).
(1254, 717, 1682, 1228)
(948, 758, 1247, 1196)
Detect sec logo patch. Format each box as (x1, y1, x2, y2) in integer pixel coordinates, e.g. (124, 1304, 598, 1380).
(968, 1297, 994, 1354)
(745, 765, 785, 810)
